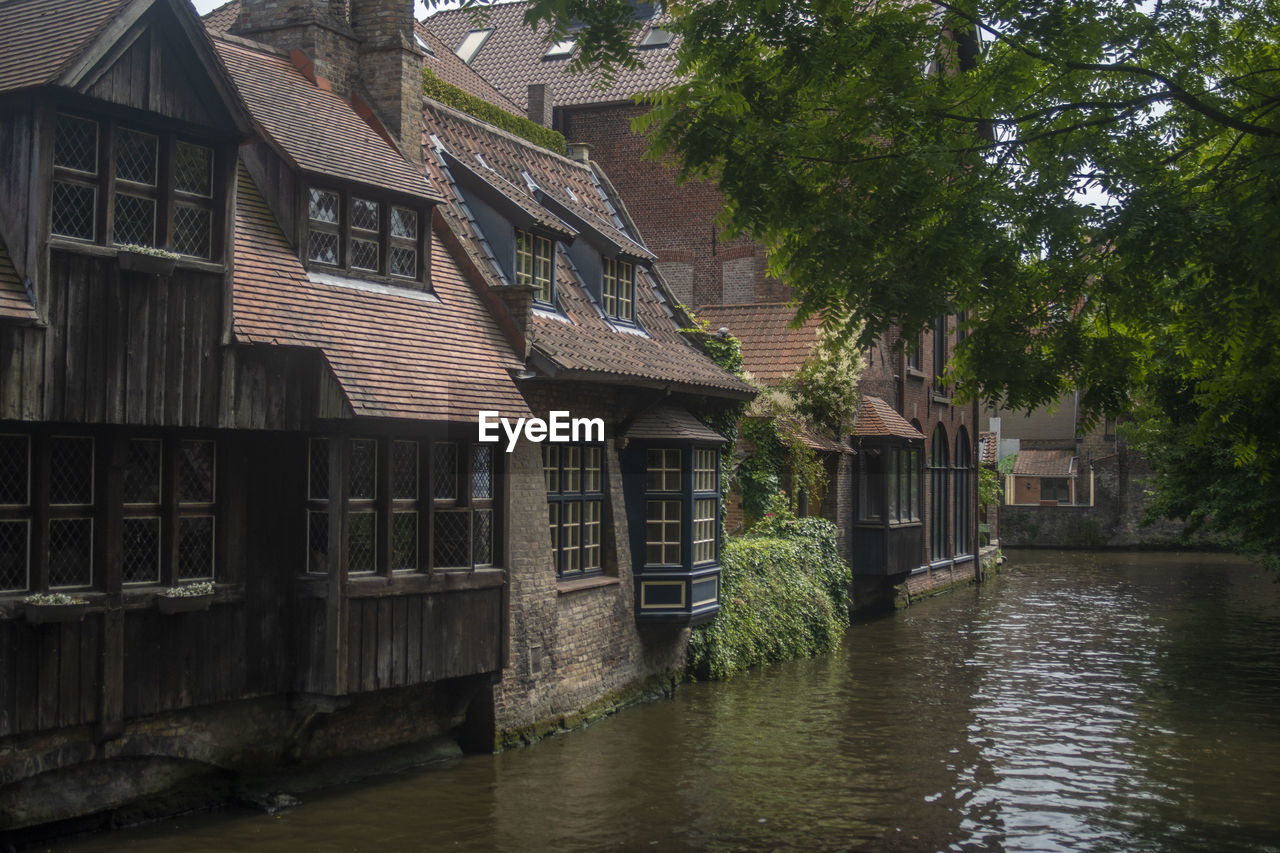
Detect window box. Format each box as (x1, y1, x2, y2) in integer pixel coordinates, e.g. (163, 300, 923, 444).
(117, 246, 179, 276)
(156, 591, 214, 614)
(23, 595, 90, 624)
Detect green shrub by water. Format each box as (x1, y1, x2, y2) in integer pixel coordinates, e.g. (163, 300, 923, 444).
(687, 508, 851, 680)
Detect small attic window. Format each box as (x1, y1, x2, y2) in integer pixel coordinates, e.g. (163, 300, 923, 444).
(639, 27, 673, 48)
(544, 38, 577, 59)
(455, 29, 492, 64)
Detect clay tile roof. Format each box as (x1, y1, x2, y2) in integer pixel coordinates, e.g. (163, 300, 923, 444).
(0, 0, 133, 93)
(423, 99, 752, 399)
(214, 37, 439, 202)
(624, 404, 726, 444)
(201, 0, 241, 37)
(0, 238, 37, 322)
(978, 431, 998, 466)
(694, 303, 822, 386)
(854, 396, 925, 440)
(423, 1, 681, 111)
(1012, 448, 1076, 477)
(232, 164, 528, 422)
(415, 19, 523, 113)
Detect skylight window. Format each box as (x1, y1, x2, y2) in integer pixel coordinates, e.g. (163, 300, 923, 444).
(639, 27, 673, 47)
(414, 33, 434, 56)
(455, 29, 492, 64)
(544, 38, 577, 59)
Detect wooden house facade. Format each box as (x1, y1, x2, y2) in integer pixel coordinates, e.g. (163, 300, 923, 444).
(0, 0, 748, 831)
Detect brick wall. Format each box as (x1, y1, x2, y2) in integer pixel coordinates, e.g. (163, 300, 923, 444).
(492, 385, 690, 738)
(558, 104, 788, 308)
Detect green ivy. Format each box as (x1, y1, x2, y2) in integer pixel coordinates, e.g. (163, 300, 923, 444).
(423, 69, 567, 154)
(687, 502, 851, 681)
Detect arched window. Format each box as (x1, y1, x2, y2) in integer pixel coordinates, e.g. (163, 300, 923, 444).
(954, 428, 972, 557)
(929, 425, 949, 561)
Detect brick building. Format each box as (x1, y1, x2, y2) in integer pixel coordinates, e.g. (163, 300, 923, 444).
(0, 0, 749, 830)
(425, 3, 982, 600)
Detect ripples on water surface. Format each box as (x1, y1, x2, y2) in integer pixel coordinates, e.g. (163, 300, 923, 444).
(61, 552, 1280, 852)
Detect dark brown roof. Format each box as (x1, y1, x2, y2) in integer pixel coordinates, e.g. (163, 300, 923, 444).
(694, 303, 822, 387)
(423, 99, 752, 399)
(853, 396, 924, 440)
(423, 2, 681, 111)
(0, 0, 132, 93)
(214, 37, 439, 202)
(0, 238, 37, 322)
(232, 165, 529, 421)
(624, 404, 726, 444)
(1012, 448, 1076, 477)
(415, 20, 523, 114)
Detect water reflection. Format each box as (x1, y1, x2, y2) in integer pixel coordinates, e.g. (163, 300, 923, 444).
(60, 552, 1280, 852)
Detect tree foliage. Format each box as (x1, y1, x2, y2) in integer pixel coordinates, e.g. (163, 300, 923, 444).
(431, 0, 1280, 566)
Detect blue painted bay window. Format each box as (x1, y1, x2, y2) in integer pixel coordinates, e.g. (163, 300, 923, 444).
(623, 441, 722, 625)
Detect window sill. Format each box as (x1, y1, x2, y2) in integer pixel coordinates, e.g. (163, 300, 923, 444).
(557, 574, 620, 595)
(932, 394, 952, 406)
(295, 568, 505, 598)
(48, 238, 224, 274)
(906, 368, 927, 380)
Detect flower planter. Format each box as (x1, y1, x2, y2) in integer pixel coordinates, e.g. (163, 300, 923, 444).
(117, 249, 178, 276)
(157, 592, 215, 614)
(24, 602, 90, 624)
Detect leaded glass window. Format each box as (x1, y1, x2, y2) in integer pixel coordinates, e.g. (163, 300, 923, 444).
(50, 114, 219, 259)
(305, 188, 426, 286)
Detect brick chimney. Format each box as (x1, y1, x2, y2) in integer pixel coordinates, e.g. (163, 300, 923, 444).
(232, 0, 424, 166)
(351, 0, 424, 165)
(527, 83, 552, 127)
(231, 0, 360, 96)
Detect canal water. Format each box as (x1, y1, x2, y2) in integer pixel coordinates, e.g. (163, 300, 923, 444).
(62, 551, 1280, 852)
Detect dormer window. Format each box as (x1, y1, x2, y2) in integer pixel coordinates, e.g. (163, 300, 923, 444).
(50, 113, 218, 260)
(306, 187, 425, 286)
(601, 257, 634, 321)
(515, 228, 553, 303)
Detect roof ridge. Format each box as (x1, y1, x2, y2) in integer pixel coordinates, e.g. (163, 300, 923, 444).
(423, 96, 588, 172)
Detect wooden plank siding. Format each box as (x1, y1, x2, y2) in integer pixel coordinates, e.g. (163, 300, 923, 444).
(0, 615, 102, 738)
(331, 589, 502, 694)
(0, 252, 224, 427)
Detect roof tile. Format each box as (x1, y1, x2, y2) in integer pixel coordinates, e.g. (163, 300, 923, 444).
(233, 164, 528, 422)
(854, 396, 924, 440)
(214, 36, 439, 202)
(695, 303, 822, 387)
(423, 99, 752, 398)
(1012, 448, 1076, 477)
(424, 2, 681, 110)
(0, 0, 132, 93)
(0, 237, 37, 322)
